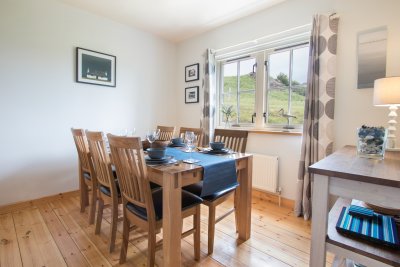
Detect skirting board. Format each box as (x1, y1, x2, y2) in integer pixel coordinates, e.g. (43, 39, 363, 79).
(0, 188, 294, 215)
(0, 190, 80, 215)
(252, 189, 294, 209)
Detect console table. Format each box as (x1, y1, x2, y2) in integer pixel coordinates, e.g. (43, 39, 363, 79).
(308, 146, 400, 267)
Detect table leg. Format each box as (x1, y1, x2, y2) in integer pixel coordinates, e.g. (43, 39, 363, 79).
(162, 172, 182, 266)
(237, 156, 252, 240)
(310, 174, 329, 267)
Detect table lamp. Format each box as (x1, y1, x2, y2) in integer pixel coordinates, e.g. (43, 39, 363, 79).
(373, 77, 400, 150)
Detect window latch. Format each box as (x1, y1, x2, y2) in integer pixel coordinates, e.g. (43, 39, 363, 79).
(263, 112, 267, 123)
(251, 112, 256, 123)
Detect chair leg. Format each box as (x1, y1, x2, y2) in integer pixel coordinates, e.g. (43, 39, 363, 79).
(88, 185, 97, 225)
(234, 189, 239, 232)
(148, 226, 157, 267)
(194, 206, 201, 261)
(109, 200, 118, 252)
(79, 171, 89, 212)
(119, 216, 130, 264)
(208, 205, 216, 255)
(95, 198, 104, 235)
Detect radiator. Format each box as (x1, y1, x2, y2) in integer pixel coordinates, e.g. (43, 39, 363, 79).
(252, 154, 279, 193)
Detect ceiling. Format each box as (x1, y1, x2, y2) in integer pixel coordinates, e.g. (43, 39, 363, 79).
(59, 0, 285, 43)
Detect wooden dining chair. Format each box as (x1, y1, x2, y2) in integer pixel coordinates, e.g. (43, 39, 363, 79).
(213, 129, 248, 153)
(85, 130, 121, 252)
(183, 129, 248, 254)
(156, 125, 175, 141)
(107, 134, 202, 266)
(71, 128, 97, 224)
(179, 127, 204, 146)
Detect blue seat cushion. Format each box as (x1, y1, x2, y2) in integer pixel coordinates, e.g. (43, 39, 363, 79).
(150, 182, 161, 190)
(183, 182, 238, 201)
(83, 172, 91, 180)
(99, 179, 121, 197)
(126, 188, 203, 221)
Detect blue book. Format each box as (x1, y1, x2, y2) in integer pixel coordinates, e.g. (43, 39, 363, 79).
(336, 206, 400, 249)
(348, 205, 374, 219)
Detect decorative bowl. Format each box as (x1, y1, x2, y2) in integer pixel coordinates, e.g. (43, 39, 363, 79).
(171, 137, 184, 145)
(356, 125, 387, 159)
(210, 142, 225, 150)
(147, 148, 166, 159)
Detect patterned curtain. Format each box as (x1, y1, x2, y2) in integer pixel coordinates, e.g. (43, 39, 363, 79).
(200, 49, 217, 146)
(294, 14, 339, 220)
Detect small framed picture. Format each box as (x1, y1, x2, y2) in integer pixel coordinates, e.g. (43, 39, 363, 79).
(76, 47, 116, 87)
(185, 86, 199, 103)
(185, 63, 199, 82)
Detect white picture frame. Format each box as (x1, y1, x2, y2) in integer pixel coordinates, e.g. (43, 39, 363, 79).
(185, 86, 199, 103)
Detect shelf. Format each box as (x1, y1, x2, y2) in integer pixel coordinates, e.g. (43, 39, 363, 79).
(327, 198, 400, 266)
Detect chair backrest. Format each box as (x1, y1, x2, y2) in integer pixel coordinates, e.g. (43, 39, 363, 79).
(213, 129, 248, 153)
(157, 125, 175, 141)
(107, 134, 156, 221)
(71, 128, 91, 173)
(179, 127, 204, 146)
(85, 131, 114, 189)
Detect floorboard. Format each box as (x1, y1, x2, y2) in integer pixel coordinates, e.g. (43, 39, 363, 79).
(0, 193, 334, 266)
(0, 213, 22, 267)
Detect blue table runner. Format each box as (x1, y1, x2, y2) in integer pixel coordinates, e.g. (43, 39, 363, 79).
(165, 148, 238, 197)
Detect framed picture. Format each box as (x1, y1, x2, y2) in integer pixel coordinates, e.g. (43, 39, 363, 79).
(76, 47, 116, 87)
(185, 63, 199, 82)
(185, 86, 199, 103)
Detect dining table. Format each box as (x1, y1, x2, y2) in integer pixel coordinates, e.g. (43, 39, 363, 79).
(146, 147, 253, 266)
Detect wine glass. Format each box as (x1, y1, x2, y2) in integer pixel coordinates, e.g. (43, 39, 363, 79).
(146, 129, 160, 147)
(183, 131, 199, 163)
(120, 128, 136, 136)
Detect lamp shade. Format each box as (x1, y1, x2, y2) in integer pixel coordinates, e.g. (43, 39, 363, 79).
(373, 77, 400, 106)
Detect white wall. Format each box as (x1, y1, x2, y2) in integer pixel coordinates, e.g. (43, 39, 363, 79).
(1, 0, 399, 205)
(176, 0, 400, 200)
(0, 0, 177, 205)
(333, 0, 400, 149)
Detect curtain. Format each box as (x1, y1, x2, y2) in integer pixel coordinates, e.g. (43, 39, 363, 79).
(294, 14, 339, 220)
(200, 49, 217, 146)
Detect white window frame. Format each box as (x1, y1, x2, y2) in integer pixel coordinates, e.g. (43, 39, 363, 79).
(217, 54, 259, 127)
(265, 43, 309, 130)
(216, 40, 309, 130)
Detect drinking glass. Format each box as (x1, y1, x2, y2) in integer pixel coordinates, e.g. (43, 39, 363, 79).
(120, 128, 136, 136)
(183, 131, 199, 163)
(146, 129, 160, 147)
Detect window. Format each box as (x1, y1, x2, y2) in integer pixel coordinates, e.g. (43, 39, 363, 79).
(217, 43, 309, 129)
(266, 45, 309, 127)
(220, 57, 256, 125)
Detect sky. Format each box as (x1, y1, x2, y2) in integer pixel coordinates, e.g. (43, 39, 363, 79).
(224, 46, 309, 83)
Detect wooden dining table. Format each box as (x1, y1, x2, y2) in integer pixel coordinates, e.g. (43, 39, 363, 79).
(147, 150, 253, 266)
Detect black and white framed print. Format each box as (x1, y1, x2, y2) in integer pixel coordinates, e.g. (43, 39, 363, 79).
(76, 47, 116, 87)
(185, 86, 199, 103)
(185, 63, 199, 82)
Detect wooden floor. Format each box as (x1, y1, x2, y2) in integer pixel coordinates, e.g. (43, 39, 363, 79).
(0, 192, 334, 267)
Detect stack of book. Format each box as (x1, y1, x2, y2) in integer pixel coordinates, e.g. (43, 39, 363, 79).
(336, 205, 400, 249)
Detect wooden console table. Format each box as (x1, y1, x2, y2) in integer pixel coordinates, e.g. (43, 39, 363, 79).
(308, 146, 400, 267)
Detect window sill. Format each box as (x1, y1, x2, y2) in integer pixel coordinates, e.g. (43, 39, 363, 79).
(248, 129, 302, 136)
(216, 126, 302, 136)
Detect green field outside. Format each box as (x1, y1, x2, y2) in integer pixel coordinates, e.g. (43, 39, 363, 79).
(221, 75, 306, 125)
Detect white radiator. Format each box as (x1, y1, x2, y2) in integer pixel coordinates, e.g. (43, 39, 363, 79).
(252, 154, 279, 193)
